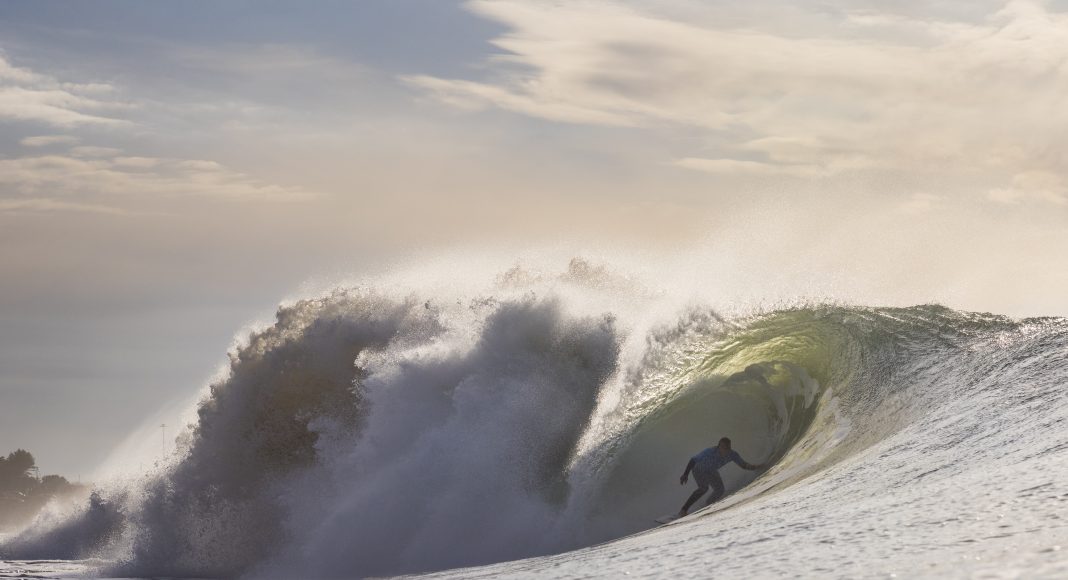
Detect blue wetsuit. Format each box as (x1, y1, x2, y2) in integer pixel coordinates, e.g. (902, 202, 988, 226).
(679, 447, 758, 513)
(692, 447, 746, 476)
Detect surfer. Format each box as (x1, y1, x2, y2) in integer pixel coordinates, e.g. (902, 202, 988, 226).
(676, 437, 763, 517)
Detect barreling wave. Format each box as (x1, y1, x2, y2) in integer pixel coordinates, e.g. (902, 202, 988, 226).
(2, 260, 1064, 579)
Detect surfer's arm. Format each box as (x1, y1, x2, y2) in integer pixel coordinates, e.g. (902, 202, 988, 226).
(679, 458, 695, 484)
(733, 453, 763, 471)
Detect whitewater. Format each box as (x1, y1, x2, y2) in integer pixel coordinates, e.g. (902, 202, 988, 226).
(2, 258, 1067, 579)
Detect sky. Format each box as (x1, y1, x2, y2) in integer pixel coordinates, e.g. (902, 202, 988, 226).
(1, 0, 1067, 477)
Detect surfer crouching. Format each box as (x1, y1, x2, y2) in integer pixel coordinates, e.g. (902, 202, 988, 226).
(677, 437, 764, 517)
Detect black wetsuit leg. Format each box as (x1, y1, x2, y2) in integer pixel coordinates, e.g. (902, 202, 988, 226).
(682, 468, 718, 512)
(704, 471, 725, 506)
(682, 483, 709, 513)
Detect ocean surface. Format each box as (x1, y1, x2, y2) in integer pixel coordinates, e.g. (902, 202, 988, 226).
(2, 262, 1067, 578)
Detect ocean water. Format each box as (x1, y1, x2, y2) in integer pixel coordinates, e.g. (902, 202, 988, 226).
(2, 261, 1066, 579)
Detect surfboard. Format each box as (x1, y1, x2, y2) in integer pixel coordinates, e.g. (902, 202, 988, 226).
(655, 513, 681, 525)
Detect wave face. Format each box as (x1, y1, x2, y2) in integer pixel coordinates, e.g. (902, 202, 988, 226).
(2, 261, 1067, 578)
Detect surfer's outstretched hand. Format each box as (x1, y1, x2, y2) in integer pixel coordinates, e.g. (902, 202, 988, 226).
(679, 475, 688, 485)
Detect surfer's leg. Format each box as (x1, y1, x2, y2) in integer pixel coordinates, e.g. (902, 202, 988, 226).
(681, 484, 709, 514)
(704, 472, 725, 506)
(681, 471, 713, 514)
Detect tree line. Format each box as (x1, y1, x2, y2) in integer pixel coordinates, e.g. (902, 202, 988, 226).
(0, 449, 86, 529)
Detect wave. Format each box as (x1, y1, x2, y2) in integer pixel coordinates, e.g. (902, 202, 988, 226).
(2, 260, 1064, 578)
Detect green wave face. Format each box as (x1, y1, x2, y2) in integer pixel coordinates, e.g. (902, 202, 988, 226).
(573, 304, 1035, 543)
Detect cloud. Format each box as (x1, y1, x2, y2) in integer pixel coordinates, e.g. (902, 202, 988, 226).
(898, 192, 945, 213)
(0, 52, 127, 127)
(70, 146, 125, 158)
(675, 157, 827, 178)
(112, 156, 162, 168)
(1, 51, 316, 209)
(410, 0, 1068, 194)
(408, 74, 641, 127)
(0, 152, 317, 202)
(988, 171, 1067, 205)
(20, 135, 80, 147)
(0, 197, 133, 216)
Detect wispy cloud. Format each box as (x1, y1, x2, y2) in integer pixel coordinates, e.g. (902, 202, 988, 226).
(673, 156, 875, 178)
(0, 197, 133, 216)
(898, 192, 945, 213)
(70, 145, 124, 158)
(20, 135, 80, 147)
(0, 150, 317, 203)
(989, 171, 1067, 206)
(0, 53, 128, 127)
(1, 50, 319, 210)
(410, 0, 1068, 202)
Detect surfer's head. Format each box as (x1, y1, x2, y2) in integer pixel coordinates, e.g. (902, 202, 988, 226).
(718, 437, 732, 452)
